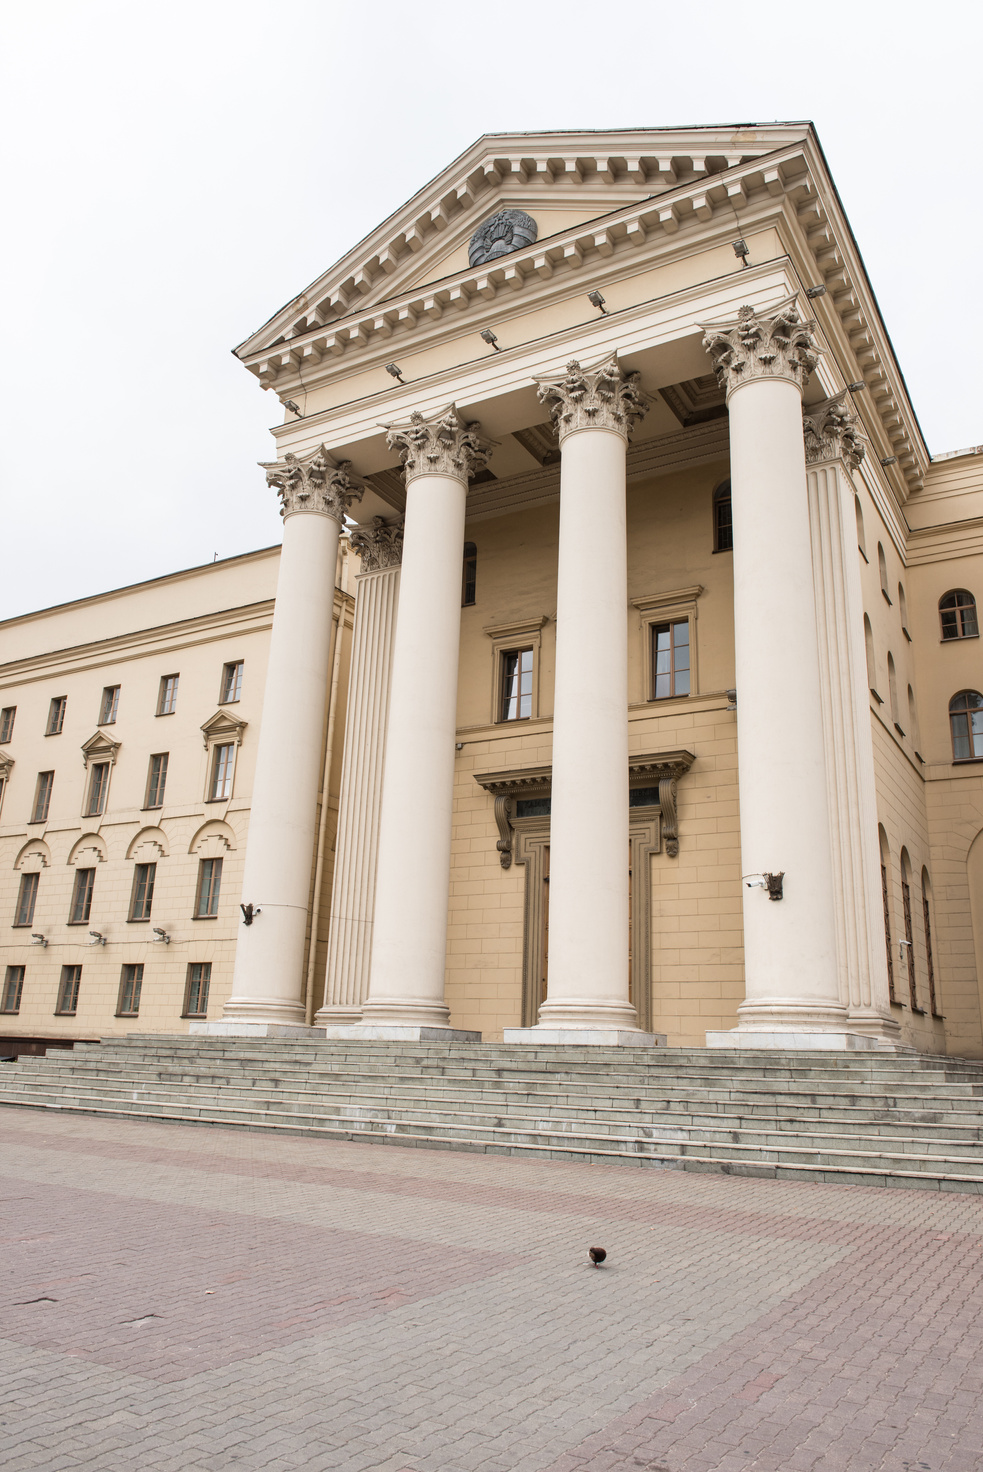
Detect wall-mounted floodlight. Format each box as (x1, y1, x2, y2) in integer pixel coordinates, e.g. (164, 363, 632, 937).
(881, 456, 898, 467)
(480, 329, 501, 352)
(151, 927, 170, 945)
(30, 933, 47, 947)
(805, 284, 827, 299)
(847, 382, 866, 393)
(385, 363, 405, 384)
(587, 291, 608, 315)
(88, 931, 106, 947)
(732, 239, 751, 268)
(283, 400, 302, 417)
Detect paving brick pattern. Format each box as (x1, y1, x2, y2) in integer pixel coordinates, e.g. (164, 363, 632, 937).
(1, 1109, 982, 1471)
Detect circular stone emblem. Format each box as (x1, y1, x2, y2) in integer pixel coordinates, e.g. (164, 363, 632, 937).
(468, 209, 538, 268)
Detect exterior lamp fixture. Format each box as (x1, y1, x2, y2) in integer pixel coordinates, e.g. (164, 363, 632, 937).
(847, 382, 866, 393)
(587, 291, 608, 315)
(732, 239, 751, 267)
(283, 400, 302, 418)
(805, 284, 827, 299)
(30, 933, 47, 947)
(743, 872, 785, 901)
(385, 363, 406, 384)
(240, 903, 261, 926)
(480, 329, 501, 352)
(881, 455, 898, 467)
(151, 927, 170, 945)
(88, 931, 106, 947)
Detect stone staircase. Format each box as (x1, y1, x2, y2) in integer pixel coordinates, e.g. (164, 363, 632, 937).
(2, 1036, 983, 1192)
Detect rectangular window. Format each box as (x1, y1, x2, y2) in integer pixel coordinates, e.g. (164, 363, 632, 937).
(157, 674, 179, 715)
(652, 620, 691, 699)
(1, 965, 25, 1014)
(462, 543, 477, 607)
(14, 872, 39, 927)
(32, 771, 54, 823)
(500, 649, 534, 722)
(0, 706, 15, 743)
(117, 963, 143, 1017)
(99, 686, 120, 725)
(923, 891, 940, 1018)
(145, 753, 169, 809)
(194, 858, 223, 918)
(56, 965, 81, 1016)
(46, 696, 67, 735)
(184, 962, 212, 1017)
(220, 661, 244, 703)
(69, 868, 95, 925)
(209, 744, 235, 801)
(84, 762, 110, 817)
(129, 862, 156, 922)
(881, 864, 896, 1004)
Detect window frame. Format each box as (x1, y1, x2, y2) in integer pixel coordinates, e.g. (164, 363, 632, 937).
(30, 771, 54, 824)
(650, 619, 693, 701)
(949, 690, 983, 762)
(939, 589, 979, 642)
(46, 696, 67, 735)
(116, 963, 144, 1018)
(144, 752, 169, 810)
(99, 685, 120, 725)
(0, 706, 15, 743)
(69, 867, 95, 926)
(56, 964, 82, 1016)
(220, 661, 244, 704)
(157, 674, 180, 716)
(712, 479, 732, 553)
(183, 961, 212, 1018)
(13, 871, 39, 928)
(855, 494, 868, 562)
(484, 617, 546, 724)
(1, 965, 24, 1014)
(128, 861, 157, 922)
(633, 586, 702, 704)
(498, 647, 535, 723)
(207, 742, 236, 802)
(84, 760, 111, 818)
(462, 542, 477, 607)
(194, 857, 223, 919)
(877, 544, 892, 604)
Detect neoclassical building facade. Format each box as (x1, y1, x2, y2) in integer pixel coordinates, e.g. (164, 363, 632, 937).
(3, 124, 983, 1056)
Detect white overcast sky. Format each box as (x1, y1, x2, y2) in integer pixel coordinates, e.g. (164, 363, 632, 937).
(1, 0, 980, 620)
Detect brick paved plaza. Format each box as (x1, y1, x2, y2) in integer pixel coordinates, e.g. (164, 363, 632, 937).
(2, 1111, 982, 1471)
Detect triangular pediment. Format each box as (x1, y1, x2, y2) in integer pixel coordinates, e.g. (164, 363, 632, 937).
(200, 710, 248, 749)
(236, 125, 810, 358)
(81, 731, 121, 768)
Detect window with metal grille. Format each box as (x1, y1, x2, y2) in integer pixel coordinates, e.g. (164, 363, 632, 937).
(652, 620, 691, 699)
(462, 543, 477, 606)
(99, 686, 120, 724)
(922, 875, 940, 1018)
(500, 649, 533, 721)
(85, 762, 110, 817)
(117, 964, 143, 1017)
(901, 868, 921, 1012)
(184, 962, 211, 1017)
(32, 771, 54, 823)
(157, 674, 179, 715)
(46, 696, 67, 735)
(145, 753, 168, 809)
(950, 690, 983, 761)
(940, 590, 978, 640)
(0, 706, 15, 743)
(713, 481, 732, 552)
(69, 868, 95, 925)
(1, 965, 24, 1013)
(194, 858, 222, 918)
(14, 872, 39, 927)
(129, 863, 156, 922)
(220, 661, 244, 703)
(56, 965, 81, 1015)
(209, 744, 235, 800)
(881, 862, 896, 1004)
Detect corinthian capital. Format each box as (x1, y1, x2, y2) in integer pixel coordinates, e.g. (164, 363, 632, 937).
(349, 517, 404, 572)
(534, 353, 650, 443)
(260, 447, 365, 522)
(802, 392, 866, 471)
(701, 295, 820, 399)
(385, 405, 491, 484)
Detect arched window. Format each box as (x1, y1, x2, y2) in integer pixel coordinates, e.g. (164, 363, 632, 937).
(921, 868, 940, 1017)
(950, 690, 983, 761)
(855, 495, 867, 559)
(907, 685, 921, 754)
(939, 589, 978, 640)
(877, 543, 891, 603)
(898, 583, 910, 639)
(462, 542, 477, 607)
(712, 480, 732, 552)
(888, 653, 901, 730)
(879, 825, 896, 1004)
(864, 615, 877, 696)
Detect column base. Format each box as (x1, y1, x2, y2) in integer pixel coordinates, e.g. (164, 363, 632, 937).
(189, 1021, 327, 1039)
(357, 999, 454, 1030)
(504, 1027, 664, 1047)
(219, 998, 308, 1027)
(705, 1028, 901, 1051)
(313, 1005, 363, 1027)
(322, 1024, 481, 1042)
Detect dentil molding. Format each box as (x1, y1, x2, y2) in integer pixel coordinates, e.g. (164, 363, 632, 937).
(803, 391, 866, 470)
(386, 405, 492, 484)
(349, 517, 404, 572)
(701, 294, 819, 399)
(535, 352, 651, 443)
(260, 446, 365, 522)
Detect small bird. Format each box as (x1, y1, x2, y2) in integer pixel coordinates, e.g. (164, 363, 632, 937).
(588, 1247, 607, 1269)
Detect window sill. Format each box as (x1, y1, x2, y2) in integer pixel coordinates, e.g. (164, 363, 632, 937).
(881, 590, 893, 605)
(141, 805, 163, 812)
(126, 918, 151, 925)
(911, 1006, 927, 1016)
(649, 693, 692, 703)
(869, 689, 883, 704)
(217, 699, 241, 707)
(66, 921, 90, 928)
(115, 1013, 140, 1020)
(156, 710, 176, 717)
(205, 796, 232, 804)
(711, 547, 733, 555)
(97, 721, 117, 728)
(54, 1011, 78, 1018)
(859, 547, 869, 563)
(894, 723, 906, 737)
(192, 914, 219, 921)
(940, 633, 979, 642)
(182, 1013, 208, 1021)
(902, 627, 912, 642)
(952, 757, 983, 765)
(11, 923, 33, 929)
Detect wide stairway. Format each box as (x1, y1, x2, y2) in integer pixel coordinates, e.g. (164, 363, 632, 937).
(2, 1037, 983, 1192)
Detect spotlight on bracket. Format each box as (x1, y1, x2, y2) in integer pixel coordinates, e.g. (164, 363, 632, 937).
(151, 927, 170, 945)
(283, 399, 302, 418)
(881, 455, 898, 467)
(480, 329, 501, 352)
(805, 284, 827, 299)
(385, 363, 406, 384)
(88, 930, 106, 947)
(587, 290, 608, 315)
(732, 239, 751, 268)
(847, 382, 866, 393)
(30, 933, 47, 948)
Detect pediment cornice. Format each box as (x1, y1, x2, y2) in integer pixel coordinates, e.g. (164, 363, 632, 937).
(80, 731, 121, 768)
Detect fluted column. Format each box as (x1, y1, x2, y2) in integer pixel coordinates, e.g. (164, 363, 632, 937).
(803, 396, 899, 1043)
(508, 354, 652, 1044)
(217, 449, 362, 1031)
(701, 298, 849, 1043)
(357, 408, 489, 1037)
(315, 518, 403, 1025)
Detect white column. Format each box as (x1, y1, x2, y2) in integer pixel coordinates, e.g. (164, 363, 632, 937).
(354, 407, 489, 1039)
(507, 355, 653, 1045)
(315, 519, 402, 1025)
(803, 397, 899, 1043)
(701, 299, 850, 1045)
(214, 449, 362, 1033)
